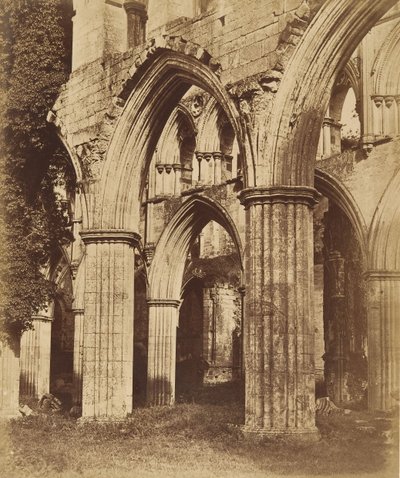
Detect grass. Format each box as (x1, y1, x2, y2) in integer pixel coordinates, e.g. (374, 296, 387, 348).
(0, 383, 398, 478)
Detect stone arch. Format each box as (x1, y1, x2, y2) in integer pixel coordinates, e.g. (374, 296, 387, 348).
(329, 65, 360, 124)
(47, 111, 84, 184)
(148, 195, 243, 301)
(265, 0, 396, 187)
(368, 166, 400, 270)
(372, 21, 400, 95)
(314, 168, 367, 261)
(97, 40, 250, 231)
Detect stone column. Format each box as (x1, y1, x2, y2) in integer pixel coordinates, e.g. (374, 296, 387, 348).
(372, 96, 384, 136)
(204, 153, 213, 185)
(239, 186, 320, 439)
(322, 117, 332, 158)
(396, 96, 400, 135)
(164, 164, 173, 195)
(213, 152, 222, 184)
(196, 152, 204, 183)
(155, 164, 164, 196)
(366, 271, 400, 411)
(124, 1, 147, 49)
(324, 251, 347, 404)
(173, 164, 182, 195)
(20, 312, 53, 398)
(80, 230, 139, 420)
(384, 96, 395, 136)
(0, 337, 20, 417)
(72, 308, 84, 406)
(147, 299, 180, 406)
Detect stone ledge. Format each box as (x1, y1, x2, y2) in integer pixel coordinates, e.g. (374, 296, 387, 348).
(80, 229, 141, 246)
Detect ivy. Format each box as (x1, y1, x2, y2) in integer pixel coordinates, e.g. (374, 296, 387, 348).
(0, 0, 73, 343)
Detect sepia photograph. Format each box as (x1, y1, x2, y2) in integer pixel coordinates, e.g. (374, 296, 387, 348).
(0, 0, 399, 477)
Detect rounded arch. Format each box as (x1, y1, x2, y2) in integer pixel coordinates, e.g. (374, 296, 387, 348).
(97, 43, 250, 231)
(148, 195, 243, 300)
(372, 21, 400, 95)
(265, 0, 396, 187)
(314, 168, 368, 261)
(368, 165, 400, 270)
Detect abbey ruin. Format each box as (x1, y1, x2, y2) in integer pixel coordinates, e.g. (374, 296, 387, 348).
(1, 0, 399, 439)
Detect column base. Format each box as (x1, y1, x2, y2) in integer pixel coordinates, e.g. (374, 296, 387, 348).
(77, 415, 128, 424)
(242, 425, 320, 442)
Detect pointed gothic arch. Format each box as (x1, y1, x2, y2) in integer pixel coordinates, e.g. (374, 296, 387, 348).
(148, 195, 243, 301)
(264, 0, 396, 187)
(96, 39, 250, 231)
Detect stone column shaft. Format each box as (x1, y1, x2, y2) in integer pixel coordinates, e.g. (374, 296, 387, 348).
(72, 308, 84, 406)
(239, 187, 320, 438)
(326, 251, 347, 403)
(124, 1, 147, 49)
(20, 314, 52, 398)
(147, 299, 180, 406)
(213, 152, 222, 184)
(322, 119, 332, 157)
(372, 96, 384, 135)
(80, 230, 139, 420)
(0, 338, 20, 417)
(173, 164, 182, 195)
(367, 271, 400, 411)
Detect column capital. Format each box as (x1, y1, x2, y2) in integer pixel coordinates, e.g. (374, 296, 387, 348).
(31, 314, 53, 322)
(238, 186, 321, 208)
(147, 299, 181, 308)
(195, 152, 204, 161)
(80, 229, 141, 247)
(123, 0, 147, 18)
(372, 95, 384, 107)
(72, 308, 84, 315)
(212, 151, 223, 160)
(364, 270, 400, 281)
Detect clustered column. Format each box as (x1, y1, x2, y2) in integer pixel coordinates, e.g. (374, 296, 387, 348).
(147, 299, 180, 406)
(324, 251, 347, 404)
(80, 230, 139, 420)
(239, 186, 320, 438)
(194, 152, 225, 185)
(20, 311, 53, 398)
(367, 271, 400, 411)
(72, 308, 84, 407)
(0, 337, 20, 417)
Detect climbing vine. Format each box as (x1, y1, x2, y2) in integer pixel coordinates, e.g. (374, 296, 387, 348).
(0, 0, 73, 342)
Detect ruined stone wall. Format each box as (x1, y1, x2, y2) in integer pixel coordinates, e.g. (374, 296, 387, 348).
(52, 0, 314, 182)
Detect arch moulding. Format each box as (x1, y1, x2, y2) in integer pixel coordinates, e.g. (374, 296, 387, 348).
(148, 194, 243, 301)
(264, 0, 397, 188)
(95, 36, 251, 232)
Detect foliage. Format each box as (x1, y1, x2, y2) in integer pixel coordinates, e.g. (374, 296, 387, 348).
(0, 0, 73, 341)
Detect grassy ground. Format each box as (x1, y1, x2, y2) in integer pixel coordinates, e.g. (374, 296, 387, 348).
(0, 383, 398, 478)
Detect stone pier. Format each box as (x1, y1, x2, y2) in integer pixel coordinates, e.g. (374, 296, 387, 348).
(80, 230, 139, 420)
(367, 271, 400, 411)
(147, 299, 180, 406)
(239, 186, 320, 439)
(20, 313, 53, 398)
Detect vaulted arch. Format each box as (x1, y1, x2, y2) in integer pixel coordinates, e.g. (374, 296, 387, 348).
(368, 166, 400, 270)
(372, 21, 400, 95)
(96, 41, 250, 231)
(264, 0, 396, 187)
(314, 168, 367, 261)
(148, 195, 243, 301)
